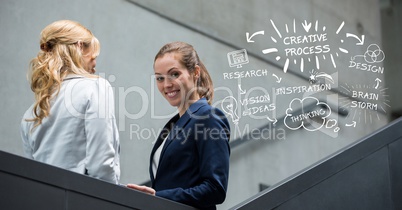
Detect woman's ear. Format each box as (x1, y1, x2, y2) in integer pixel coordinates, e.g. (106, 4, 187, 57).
(194, 65, 201, 80)
(76, 41, 83, 51)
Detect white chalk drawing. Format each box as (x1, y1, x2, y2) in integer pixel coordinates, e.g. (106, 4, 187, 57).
(334, 127, 340, 132)
(219, 19, 391, 138)
(325, 119, 340, 133)
(221, 96, 240, 124)
(275, 83, 332, 96)
(351, 44, 385, 64)
(345, 121, 357, 127)
(335, 21, 344, 34)
(223, 68, 269, 80)
(284, 97, 332, 131)
(348, 44, 385, 75)
(238, 84, 246, 94)
(246, 30, 264, 43)
(302, 20, 312, 33)
(339, 83, 390, 124)
(266, 116, 278, 125)
(346, 33, 365, 45)
(335, 22, 352, 53)
(259, 19, 348, 73)
(340, 42, 389, 125)
(227, 49, 249, 68)
(272, 73, 282, 83)
(348, 60, 384, 74)
(240, 87, 275, 119)
(325, 119, 337, 128)
(308, 69, 335, 84)
(374, 78, 381, 89)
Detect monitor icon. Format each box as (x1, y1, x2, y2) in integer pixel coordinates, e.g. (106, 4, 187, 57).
(227, 49, 249, 68)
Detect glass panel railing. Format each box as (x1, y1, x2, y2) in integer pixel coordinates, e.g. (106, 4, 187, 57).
(229, 117, 402, 210)
(0, 151, 195, 210)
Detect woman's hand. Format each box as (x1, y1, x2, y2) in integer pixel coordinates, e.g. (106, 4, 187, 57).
(126, 183, 156, 196)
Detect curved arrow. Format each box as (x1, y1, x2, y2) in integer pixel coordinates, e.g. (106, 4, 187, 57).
(346, 33, 365, 45)
(238, 84, 246, 94)
(272, 74, 282, 83)
(345, 121, 356, 127)
(246, 31, 264, 43)
(267, 116, 278, 125)
(374, 78, 381, 89)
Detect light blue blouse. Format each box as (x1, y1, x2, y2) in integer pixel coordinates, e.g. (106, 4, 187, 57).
(20, 75, 120, 184)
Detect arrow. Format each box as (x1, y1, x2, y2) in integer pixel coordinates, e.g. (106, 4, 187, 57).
(272, 74, 282, 83)
(374, 78, 381, 89)
(302, 20, 312, 32)
(246, 31, 264, 43)
(345, 121, 356, 127)
(267, 116, 277, 125)
(346, 33, 365, 45)
(238, 84, 246, 94)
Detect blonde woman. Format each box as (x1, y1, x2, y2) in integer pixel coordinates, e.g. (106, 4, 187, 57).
(20, 20, 120, 184)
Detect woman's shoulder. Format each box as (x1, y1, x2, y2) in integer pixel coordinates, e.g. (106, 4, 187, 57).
(63, 75, 112, 89)
(22, 104, 35, 120)
(198, 104, 222, 113)
(195, 103, 227, 121)
(68, 75, 109, 83)
(192, 102, 231, 137)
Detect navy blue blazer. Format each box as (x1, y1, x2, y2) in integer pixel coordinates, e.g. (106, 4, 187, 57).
(150, 98, 230, 210)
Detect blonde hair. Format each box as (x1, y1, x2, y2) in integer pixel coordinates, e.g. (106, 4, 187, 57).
(27, 20, 100, 129)
(154, 41, 214, 104)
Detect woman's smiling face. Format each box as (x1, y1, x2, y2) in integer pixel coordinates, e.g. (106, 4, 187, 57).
(154, 52, 200, 114)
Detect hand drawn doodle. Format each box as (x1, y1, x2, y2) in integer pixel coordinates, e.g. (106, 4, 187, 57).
(326, 119, 340, 133)
(260, 19, 348, 73)
(339, 83, 390, 124)
(221, 96, 240, 124)
(309, 69, 335, 84)
(272, 74, 282, 83)
(284, 97, 331, 131)
(351, 44, 385, 64)
(374, 78, 381, 89)
(267, 116, 278, 125)
(238, 84, 246, 94)
(345, 121, 357, 127)
(227, 49, 249, 68)
(246, 30, 264, 43)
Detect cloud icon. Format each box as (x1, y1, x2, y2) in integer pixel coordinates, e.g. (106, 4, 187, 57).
(284, 97, 331, 131)
(326, 119, 337, 129)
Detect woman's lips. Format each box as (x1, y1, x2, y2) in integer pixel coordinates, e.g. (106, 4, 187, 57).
(166, 90, 179, 98)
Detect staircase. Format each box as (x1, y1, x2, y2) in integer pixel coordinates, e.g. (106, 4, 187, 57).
(1, 117, 401, 210)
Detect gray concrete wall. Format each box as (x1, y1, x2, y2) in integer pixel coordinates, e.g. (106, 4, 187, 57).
(382, 0, 402, 118)
(0, 0, 397, 209)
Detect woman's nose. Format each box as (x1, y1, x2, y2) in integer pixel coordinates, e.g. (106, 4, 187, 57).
(164, 79, 173, 88)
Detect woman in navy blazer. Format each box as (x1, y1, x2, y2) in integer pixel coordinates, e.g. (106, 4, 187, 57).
(128, 41, 230, 209)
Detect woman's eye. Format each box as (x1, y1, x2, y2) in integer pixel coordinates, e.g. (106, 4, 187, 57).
(171, 72, 179, 78)
(156, 76, 164, 82)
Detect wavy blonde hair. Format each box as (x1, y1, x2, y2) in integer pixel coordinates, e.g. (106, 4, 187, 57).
(27, 20, 100, 129)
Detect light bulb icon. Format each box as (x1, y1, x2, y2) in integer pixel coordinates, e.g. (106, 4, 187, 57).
(221, 96, 240, 124)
